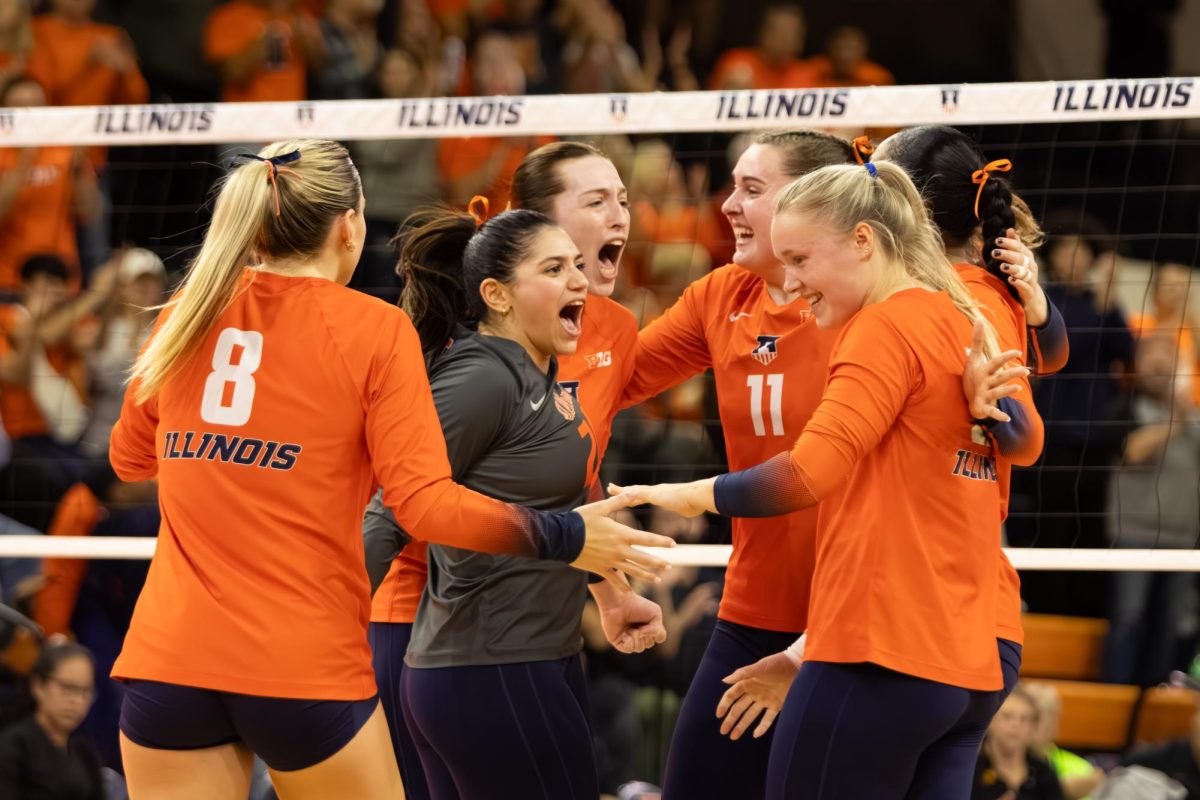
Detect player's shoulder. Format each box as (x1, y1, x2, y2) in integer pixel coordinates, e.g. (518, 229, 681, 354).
(430, 330, 522, 391)
(682, 263, 759, 303)
(586, 295, 638, 342)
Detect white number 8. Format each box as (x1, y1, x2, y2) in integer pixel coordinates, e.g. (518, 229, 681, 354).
(200, 328, 263, 426)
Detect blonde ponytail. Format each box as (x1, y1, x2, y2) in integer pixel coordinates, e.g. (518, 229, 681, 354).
(130, 139, 362, 402)
(774, 161, 1000, 361)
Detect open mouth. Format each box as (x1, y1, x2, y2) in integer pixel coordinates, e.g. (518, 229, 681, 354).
(559, 299, 585, 336)
(732, 225, 754, 247)
(597, 240, 625, 280)
(802, 291, 824, 311)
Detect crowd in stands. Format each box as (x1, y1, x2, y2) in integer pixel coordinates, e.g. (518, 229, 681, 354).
(0, 1, 1196, 798)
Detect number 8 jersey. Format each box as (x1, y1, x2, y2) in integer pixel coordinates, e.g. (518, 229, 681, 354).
(622, 265, 837, 634)
(110, 269, 566, 700)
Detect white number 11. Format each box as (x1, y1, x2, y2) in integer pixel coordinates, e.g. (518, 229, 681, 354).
(747, 373, 784, 437)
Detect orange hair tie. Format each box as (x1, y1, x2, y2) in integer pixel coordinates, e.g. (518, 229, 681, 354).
(265, 163, 303, 217)
(468, 195, 490, 228)
(971, 159, 1012, 220)
(852, 135, 875, 166)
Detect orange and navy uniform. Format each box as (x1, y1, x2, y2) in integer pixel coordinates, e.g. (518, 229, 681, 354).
(958, 264, 1043, 649)
(109, 269, 584, 700)
(369, 294, 638, 625)
(32, 483, 103, 637)
(713, 289, 1006, 690)
(0, 147, 91, 291)
(622, 265, 837, 633)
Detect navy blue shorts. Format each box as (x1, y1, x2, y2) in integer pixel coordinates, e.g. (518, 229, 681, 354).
(662, 619, 800, 800)
(401, 654, 597, 799)
(119, 679, 378, 772)
(369, 621, 430, 800)
(766, 638, 1022, 800)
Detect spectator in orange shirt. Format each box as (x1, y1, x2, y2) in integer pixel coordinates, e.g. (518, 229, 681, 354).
(205, 0, 325, 103)
(26, 0, 148, 108)
(437, 31, 552, 208)
(806, 26, 894, 88)
(0, 0, 32, 80)
(708, 3, 816, 91)
(0, 75, 101, 293)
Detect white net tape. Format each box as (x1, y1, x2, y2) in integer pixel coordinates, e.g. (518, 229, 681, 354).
(5, 76, 1198, 570)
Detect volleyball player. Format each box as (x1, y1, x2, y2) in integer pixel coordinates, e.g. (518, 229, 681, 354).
(615, 161, 1019, 799)
(107, 139, 673, 800)
(715, 131, 1071, 750)
(614, 130, 851, 800)
(365, 142, 650, 797)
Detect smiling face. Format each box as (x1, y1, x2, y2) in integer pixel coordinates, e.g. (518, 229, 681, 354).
(547, 155, 629, 298)
(722, 143, 794, 284)
(486, 226, 589, 365)
(774, 210, 876, 329)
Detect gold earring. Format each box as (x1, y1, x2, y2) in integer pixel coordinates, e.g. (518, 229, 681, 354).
(344, 240, 355, 251)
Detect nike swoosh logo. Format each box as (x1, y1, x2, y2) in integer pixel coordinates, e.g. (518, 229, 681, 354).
(729, 312, 753, 322)
(530, 394, 547, 411)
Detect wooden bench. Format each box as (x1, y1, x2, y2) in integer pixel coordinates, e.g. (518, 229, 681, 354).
(1020, 614, 1109, 680)
(1033, 679, 1140, 751)
(1133, 686, 1196, 745)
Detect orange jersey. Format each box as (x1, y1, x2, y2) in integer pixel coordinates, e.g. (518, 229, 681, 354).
(370, 294, 638, 625)
(708, 49, 818, 90)
(958, 263, 1044, 648)
(773, 290, 1004, 690)
(204, 2, 308, 103)
(559, 295, 638, 469)
(110, 269, 577, 699)
(623, 265, 836, 633)
(0, 305, 89, 439)
(437, 136, 555, 212)
(0, 147, 84, 291)
(803, 55, 895, 88)
(27, 17, 148, 107)
(34, 483, 102, 637)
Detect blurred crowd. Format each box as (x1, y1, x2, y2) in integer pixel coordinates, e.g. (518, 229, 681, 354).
(0, 1, 1198, 798)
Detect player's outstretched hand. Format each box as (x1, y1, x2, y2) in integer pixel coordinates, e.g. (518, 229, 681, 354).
(716, 650, 799, 741)
(963, 318, 1027, 424)
(572, 492, 675, 588)
(607, 478, 716, 519)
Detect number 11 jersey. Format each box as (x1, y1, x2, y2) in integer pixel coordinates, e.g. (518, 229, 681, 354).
(622, 265, 837, 633)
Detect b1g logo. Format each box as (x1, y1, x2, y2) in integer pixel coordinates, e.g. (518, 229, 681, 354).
(585, 350, 612, 369)
(0, 110, 13, 134)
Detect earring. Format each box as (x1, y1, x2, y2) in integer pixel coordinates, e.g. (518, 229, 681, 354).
(344, 240, 355, 251)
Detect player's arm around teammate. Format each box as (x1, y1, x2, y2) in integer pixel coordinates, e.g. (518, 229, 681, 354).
(617, 161, 1023, 799)
(108, 140, 671, 800)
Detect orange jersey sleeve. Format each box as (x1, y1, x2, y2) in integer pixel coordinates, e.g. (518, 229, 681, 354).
(110, 271, 582, 700)
(33, 483, 102, 637)
(717, 290, 1005, 689)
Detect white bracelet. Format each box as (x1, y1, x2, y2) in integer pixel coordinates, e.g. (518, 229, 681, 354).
(784, 633, 806, 669)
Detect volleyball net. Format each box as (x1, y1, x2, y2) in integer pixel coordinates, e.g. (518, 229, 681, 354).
(3, 75, 1199, 571)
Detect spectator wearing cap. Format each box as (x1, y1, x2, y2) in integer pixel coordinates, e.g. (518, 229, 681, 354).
(79, 249, 166, 458)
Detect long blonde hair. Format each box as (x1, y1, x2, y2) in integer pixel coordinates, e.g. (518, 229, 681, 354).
(774, 161, 1000, 360)
(130, 139, 362, 402)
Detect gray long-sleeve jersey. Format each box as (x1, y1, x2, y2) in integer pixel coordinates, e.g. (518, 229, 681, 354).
(363, 328, 597, 668)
